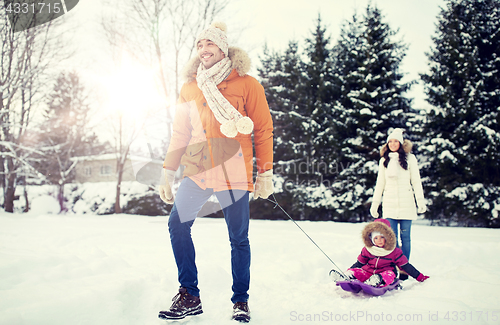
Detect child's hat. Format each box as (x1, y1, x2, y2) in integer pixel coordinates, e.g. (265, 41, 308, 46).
(370, 231, 384, 245)
(361, 218, 396, 251)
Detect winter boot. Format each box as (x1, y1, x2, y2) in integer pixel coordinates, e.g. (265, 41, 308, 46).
(232, 302, 250, 323)
(158, 287, 203, 320)
(329, 269, 353, 282)
(365, 274, 383, 287)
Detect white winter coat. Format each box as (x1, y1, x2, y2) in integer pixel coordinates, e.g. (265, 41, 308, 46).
(372, 152, 425, 220)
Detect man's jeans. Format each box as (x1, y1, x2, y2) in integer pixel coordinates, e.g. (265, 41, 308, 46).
(168, 177, 250, 303)
(387, 218, 412, 260)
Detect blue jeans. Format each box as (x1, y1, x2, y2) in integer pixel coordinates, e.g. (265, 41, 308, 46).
(168, 177, 250, 303)
(387, 219, 412, 260)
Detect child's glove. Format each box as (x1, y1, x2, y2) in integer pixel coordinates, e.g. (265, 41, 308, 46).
(158, 169, 176, 204)
(416, 273, 429, 282)
(370, 201, 380, 218)
(254, 169, 273, 199)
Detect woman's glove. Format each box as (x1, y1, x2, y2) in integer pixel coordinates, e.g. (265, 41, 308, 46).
(158, 169, 176, 204)
(254, 169, 274, 199)
(370, 201, 380, 218)
(416, 273, 429, 282)
(417, 199, 427, 214)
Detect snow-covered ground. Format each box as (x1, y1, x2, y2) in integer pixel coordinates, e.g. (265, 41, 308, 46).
(1, 209, 500, 325)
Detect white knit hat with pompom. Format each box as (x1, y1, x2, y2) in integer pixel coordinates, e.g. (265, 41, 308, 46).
(196, 22, 228, 56)
(387, 128, 404, 144)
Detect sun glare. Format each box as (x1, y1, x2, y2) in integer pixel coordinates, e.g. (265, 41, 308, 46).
(103, 55, 166, 125)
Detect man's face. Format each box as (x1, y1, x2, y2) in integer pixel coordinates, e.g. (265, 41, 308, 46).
(197, 39, 225, 69)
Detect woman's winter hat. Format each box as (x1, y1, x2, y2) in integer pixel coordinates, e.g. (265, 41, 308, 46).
(387, 128, 404, 144)
(196, 22, 229, 56)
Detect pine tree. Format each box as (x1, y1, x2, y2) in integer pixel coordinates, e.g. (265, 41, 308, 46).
(291, 15, 338, 219)
(257, 41, 310, 219)
(258, 16, 340, 220)
(330, 5, 414, 221)
(420, 0, 500, 227)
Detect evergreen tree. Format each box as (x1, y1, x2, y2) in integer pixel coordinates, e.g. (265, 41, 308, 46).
(33, 71, 99, 212)
(297, 15, 338, 219)
(420, 0, 500, 227)
(257, 41, 310, 219)
(330, 5, 414, 221)
(258, 16, 338, 220)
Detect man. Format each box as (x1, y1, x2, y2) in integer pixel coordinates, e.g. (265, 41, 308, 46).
(158, 22, 274, 323)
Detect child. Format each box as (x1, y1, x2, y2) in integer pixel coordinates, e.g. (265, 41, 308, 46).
(330, 219, 429, 287)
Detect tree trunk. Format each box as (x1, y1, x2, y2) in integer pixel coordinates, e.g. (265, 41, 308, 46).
(4, 175, 16, 213)
(58, 184, 66, 213)
(23, 184, 29, 213)
(115, 172, 122, 214)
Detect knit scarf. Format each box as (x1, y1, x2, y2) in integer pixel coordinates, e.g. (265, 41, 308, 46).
(366, 245, 394, 257)
(196, 57, 254, 138)
(386, 152, 400, 178)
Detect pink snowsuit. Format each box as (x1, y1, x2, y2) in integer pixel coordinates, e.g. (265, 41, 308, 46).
(349, 246, 409, 286)
(348, 218, 422, 286)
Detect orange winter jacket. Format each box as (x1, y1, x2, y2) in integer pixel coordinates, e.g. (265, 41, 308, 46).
(163, 47, 273, 192)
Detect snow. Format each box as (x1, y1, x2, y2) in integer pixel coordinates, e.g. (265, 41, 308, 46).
(1, 210, 500, 325)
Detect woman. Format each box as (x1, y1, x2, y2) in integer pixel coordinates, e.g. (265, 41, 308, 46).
(370, 128, 426, 263)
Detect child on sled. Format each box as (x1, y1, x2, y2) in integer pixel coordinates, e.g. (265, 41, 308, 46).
(330, 218, 429, 287)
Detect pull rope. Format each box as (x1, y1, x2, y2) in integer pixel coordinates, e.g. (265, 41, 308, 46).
(265, 194, 348, 279)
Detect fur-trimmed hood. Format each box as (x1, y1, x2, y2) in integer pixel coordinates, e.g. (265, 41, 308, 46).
(361, 219, 396, 251)
(380, 139, 413, 157)
(182, 46, 251, 83)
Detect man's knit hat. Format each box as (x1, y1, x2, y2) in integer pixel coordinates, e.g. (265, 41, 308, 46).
(387, 128, 404, 144)
(196, 22, 229, 56)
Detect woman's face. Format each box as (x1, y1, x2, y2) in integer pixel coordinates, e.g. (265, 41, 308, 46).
(388, 139, 400, 152)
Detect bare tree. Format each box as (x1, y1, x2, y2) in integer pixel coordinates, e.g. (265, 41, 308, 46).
(31, 71, 97, 213)
(102, 0, 229, 115)
(0, 10, 68, 212)
(100, 0, 229, 213)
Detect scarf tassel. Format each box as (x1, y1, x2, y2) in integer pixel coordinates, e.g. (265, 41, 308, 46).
(220, 116, 254, 138)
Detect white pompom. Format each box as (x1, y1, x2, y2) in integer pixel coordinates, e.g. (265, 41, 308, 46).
(220, 120, 237, 138)
(211, 21, 227, 33)
(236, 116, 254, 134)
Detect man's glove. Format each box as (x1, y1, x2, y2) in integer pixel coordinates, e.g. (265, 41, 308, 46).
(370, 201, 380, 218)
(416, 273, 429, 282)
(158, 169, 176, 204)
(254, 169, 273, 199)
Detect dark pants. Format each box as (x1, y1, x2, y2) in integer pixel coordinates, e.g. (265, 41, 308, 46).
(168, 177, 250, 303)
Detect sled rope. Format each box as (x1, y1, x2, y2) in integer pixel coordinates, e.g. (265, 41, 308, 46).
(266, 194, 348, 279)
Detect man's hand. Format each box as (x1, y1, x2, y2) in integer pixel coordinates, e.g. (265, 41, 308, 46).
(158, 169, 176, 204)
(254, 169, 273, 199)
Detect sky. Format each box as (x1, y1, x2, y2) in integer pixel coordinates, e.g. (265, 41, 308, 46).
(225, 0, 447, 111)
(57, 0, 448, 138)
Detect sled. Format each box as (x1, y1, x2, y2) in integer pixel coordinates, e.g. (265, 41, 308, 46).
(336, 279, 401, 296)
